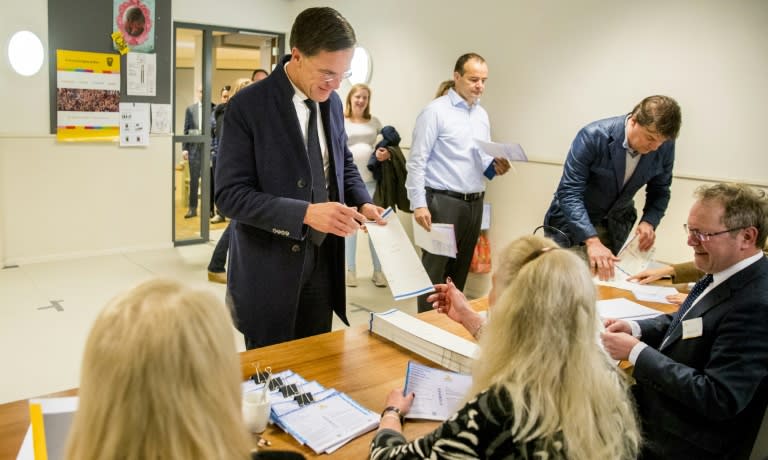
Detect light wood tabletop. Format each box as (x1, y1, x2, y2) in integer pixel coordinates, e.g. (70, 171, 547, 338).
(0, 286, 673, 459)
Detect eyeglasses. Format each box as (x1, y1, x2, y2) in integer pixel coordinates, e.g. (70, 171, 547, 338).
(318, 68, 352, 83)
(684, 224, 746, 242)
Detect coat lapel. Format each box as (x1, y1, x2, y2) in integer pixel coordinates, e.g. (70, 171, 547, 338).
(609, 120, 627, 193)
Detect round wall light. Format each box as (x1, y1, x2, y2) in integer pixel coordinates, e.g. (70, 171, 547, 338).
(348, 46, 371, 85)
(8, 31, 45, 76)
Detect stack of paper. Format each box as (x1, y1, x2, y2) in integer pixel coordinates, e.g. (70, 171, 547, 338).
(17, 396, 79, 460)
(370, 309, 479, 374)
(403, 361, 472, 421)
(242, 369, 378, 455)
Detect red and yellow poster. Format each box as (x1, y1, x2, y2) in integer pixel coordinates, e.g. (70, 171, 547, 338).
(56, 50, 121, 142)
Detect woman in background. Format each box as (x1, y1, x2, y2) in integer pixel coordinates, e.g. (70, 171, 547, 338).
(65, 278, 303, 459)
(434, 79, 454, 98)
(344, 83, 387, 288)
(370, 235, 640, 460)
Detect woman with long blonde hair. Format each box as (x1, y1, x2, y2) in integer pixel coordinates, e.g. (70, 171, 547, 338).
(371, 235, 640, 459)
(65, 278, 303, 459)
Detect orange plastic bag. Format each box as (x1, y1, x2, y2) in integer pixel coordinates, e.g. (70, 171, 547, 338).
(470, 233, 491, 273)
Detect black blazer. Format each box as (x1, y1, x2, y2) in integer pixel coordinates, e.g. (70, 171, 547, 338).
(214, 56, 369, 346)
(633, 256, 768, 459)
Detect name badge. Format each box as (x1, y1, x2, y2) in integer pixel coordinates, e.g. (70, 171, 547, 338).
(682, 317, 703, 340)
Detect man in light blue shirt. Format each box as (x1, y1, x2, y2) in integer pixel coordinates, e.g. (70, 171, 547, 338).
(406, 53, 510, 312)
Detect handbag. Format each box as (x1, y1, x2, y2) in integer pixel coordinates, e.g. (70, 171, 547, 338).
(470, 233, 492, 274)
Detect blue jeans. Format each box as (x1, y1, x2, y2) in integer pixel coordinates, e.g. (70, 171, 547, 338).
(345, 182, 382, 273)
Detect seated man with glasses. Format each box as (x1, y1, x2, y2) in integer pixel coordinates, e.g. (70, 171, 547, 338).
(601, 182, 768, 460)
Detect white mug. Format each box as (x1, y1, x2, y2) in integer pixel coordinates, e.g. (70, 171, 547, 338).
(242, 391, 271, 433)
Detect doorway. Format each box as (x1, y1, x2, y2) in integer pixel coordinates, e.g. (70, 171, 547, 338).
(172, 23, 284, 245)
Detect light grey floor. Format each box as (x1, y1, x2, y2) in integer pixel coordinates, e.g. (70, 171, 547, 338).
(0, 231, 416, 404)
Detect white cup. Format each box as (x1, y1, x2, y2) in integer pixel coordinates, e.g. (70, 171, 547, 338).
(242, 391, 271, 433)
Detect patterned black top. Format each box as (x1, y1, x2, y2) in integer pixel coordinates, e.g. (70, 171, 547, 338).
(369, 386, 566, 459)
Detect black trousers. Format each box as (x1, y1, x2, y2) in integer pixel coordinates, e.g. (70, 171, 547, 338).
(244, 241, 333, 350)
(417, 191, 484, 312)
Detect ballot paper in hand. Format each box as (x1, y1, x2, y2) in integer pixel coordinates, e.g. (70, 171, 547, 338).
(615, 234, 656, 278)
(404, 361, 473, 421)
(474, 139, 528, 162)
(366, 208, 434, 300)
(412, 218, 457, 258)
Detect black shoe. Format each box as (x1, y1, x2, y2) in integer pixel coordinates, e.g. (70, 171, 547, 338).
(184, 210, 197, 219)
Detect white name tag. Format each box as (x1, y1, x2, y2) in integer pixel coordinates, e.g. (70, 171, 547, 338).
(682, 317, 703, 340)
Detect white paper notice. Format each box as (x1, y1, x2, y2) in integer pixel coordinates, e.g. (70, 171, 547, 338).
(150, 103, 172, 134)
(481, 202, 491, 230)
(630, 284, 679, 304)
(119, 103, 150, 147)
(126, 52, 156, 96)
(474, 139, 528, 162)
(596, 298, 663, 320)
(366, 208, 434, 300)
(404, 361, 472, 421)
(413, 218, 457, 258)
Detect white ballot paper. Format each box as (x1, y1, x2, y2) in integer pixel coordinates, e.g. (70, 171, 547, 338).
(404, 361, 472, 421)
(597, 298, 663, 321)
(412, 218, 457, 258)
(474, 139, 528, 162)
(366, 208, 434, 300)
(615, 234, 656, 277)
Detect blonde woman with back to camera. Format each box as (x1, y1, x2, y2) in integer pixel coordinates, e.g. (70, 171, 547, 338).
(65, 278, 303, 460)
(370, 235, 640, 459)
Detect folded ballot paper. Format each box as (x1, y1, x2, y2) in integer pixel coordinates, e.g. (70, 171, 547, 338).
(403, 361, 473, 421)
(242, 369, 378, 455)
(370, 309, 479, 374)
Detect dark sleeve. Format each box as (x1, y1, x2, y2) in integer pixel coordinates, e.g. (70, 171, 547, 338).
(640, 144, 674, 228)
(368, 149, 382, 182)
(182, 107, 193, 151)
(554, 127, 601, 244)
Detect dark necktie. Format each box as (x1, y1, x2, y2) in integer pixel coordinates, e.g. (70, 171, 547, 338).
(304, 99, 328, 246)
(662, 273, 713, 344)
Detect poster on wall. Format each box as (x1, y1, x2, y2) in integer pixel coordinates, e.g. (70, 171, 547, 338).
(119, 102, 150, 147)
(113, 0, 155, 53)
(56, 50, 121, 142)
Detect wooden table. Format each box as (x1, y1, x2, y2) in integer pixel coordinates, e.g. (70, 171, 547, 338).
(0, 286, 673, 459)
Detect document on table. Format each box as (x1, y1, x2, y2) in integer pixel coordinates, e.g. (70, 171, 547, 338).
(403, 361, 473, 421)
(615, 234, 656, 278)
(628, 284, 679, 304)
(597, 298, 663, 320)
(277, 392, 379, 455)
(474, 139, 528, 162)
(366, 208, 434, 300)
(412, 218, 457, 258)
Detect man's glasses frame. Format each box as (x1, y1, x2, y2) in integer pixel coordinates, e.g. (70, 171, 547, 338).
(684, 224, 746, 242)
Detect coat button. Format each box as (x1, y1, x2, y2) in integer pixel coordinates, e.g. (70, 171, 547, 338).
(291, 244, 301, 253)
(297, 179, 306, 188)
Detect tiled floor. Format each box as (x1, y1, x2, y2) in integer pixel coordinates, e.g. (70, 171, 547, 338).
(0, 231, 415, 404)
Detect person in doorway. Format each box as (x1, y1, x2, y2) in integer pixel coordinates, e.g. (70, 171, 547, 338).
(344, 83, 387, 287)
(182, 87, 214, 219)
(215, 7, 384, 349)
(406, 52, 511, 313)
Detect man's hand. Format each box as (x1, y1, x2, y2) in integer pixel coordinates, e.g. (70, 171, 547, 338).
(360, 203, 386, 225)
(585, 237, 620, 280)
(304, 202, 364, 237)
(375, 147, 390, 162)
(627, 264, 674, 284)
(603, 318, 632, 334)
(493, 157, 511, 175)
(666, 292, 687, 305)
(414, 207, 431, 231)
(636, 221, 656, 251)
(600, 330, 639, 361)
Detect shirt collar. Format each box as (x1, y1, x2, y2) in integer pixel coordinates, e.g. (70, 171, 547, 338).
(623, 114, 638, 157)
(447, 88, 478, 110)
(712, 251, 765, 284)
(284, 61, 310, 102)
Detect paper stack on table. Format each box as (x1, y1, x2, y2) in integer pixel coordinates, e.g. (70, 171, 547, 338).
(370, 309, 479, 374)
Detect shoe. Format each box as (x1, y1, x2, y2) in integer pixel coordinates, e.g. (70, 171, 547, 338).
(210, 215, 226, 224)
(345, 271, 357, 287)
(208, 271, 226, 284)
(372, 271, 387, 287)
(184, 210, 197, 219)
